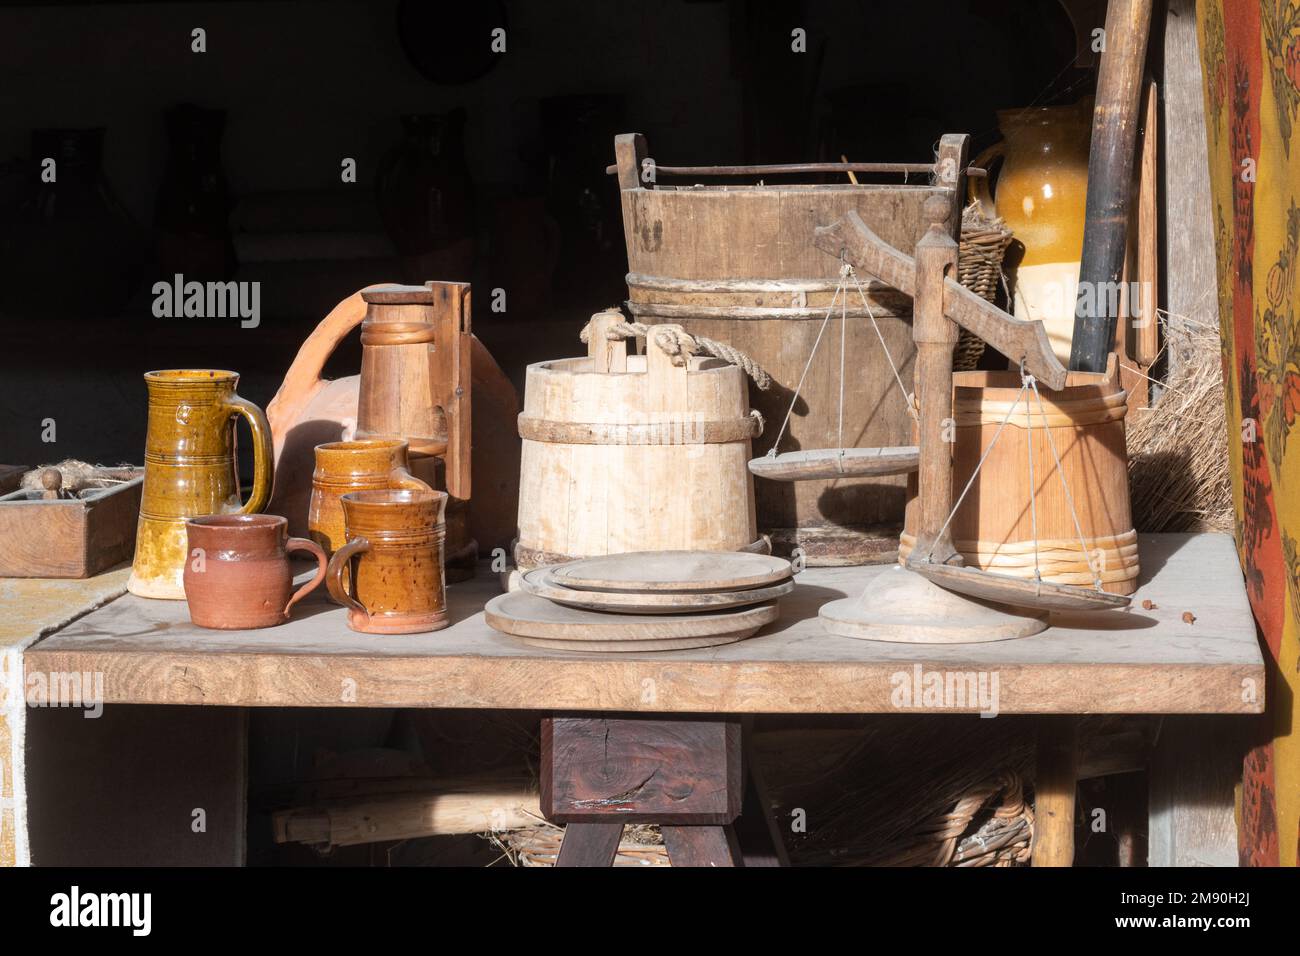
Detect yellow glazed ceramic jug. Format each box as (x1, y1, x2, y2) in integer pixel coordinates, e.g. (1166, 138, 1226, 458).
(128, 369, 274, 599)
(972, 99, 1091, 363)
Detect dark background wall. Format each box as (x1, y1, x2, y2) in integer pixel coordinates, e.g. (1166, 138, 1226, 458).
(0, 0, 1081, 469)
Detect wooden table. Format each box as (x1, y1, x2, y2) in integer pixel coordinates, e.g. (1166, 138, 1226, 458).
(20, 533, 1264, 866)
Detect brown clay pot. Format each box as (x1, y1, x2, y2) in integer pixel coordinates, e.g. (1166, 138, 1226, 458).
(308, 437, 431, 555)
(326, 488, 448, 634)
(183, 514, 327, 629)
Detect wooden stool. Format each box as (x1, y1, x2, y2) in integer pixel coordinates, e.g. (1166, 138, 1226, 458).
(542, 716, 783, 867)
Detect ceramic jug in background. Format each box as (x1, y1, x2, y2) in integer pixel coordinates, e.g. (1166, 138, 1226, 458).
(326, 488, 448, 634)
(183, 514, 327, 629)
(308, 437, 431, 555)
(128, 369, 274, 599)
(971, 99, 1092, 363)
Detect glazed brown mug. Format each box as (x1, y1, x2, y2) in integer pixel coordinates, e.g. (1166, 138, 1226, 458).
(183, 514, 327, 629)
(326, 488, 448, 634)
(308, 438, 432, 556)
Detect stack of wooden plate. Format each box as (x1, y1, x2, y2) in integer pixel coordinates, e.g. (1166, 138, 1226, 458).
(484, 551, 794, 652)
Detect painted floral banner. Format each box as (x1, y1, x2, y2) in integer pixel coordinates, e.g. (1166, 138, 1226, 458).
(1200, 0, 1300, 867)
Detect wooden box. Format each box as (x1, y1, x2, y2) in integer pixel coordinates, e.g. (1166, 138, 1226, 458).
(0, 475, 143, 578)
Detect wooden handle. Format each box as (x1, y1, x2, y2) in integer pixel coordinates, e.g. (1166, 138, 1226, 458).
(283, 537, 328, 617)
(325, 537, 370, 615)
(1070, 0, 1154, 372)
(226, 395, 274, 515)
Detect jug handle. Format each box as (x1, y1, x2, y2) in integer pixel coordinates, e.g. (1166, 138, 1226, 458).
(967, 143, 1004, 214)
(265, 284, 386, 459)
(283, 537, 328, 617)
(226, 395, 274, 514)
(326, 537, 370, 616)
(391, 466, 433, 494)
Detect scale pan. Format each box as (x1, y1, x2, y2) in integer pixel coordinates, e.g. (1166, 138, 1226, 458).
(906, 559, 1132, 612)
(748, 446, 919, 481)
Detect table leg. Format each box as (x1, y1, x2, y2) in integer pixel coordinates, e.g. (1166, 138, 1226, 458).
(555, 822, 625, 867)
(1032, 715, 1078, 867)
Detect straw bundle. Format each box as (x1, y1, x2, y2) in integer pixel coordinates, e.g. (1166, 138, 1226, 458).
(763, 717, 1036, 867)
(1126, 315, 1233, 532)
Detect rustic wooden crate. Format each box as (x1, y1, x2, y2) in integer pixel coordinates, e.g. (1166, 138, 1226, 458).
(0, 475, 143, 578)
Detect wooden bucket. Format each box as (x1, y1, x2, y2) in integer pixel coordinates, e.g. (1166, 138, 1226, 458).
(899, 362, 1138, 595)
(614, 133, 960, 565)
(513, 317, 762, 570)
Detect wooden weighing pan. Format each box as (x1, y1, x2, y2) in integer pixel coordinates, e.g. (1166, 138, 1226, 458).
(907, 560, 1132, 611)
(484, 590, 779, 642)
(520, 567, 794, 614)
(547, 551, 792, 594)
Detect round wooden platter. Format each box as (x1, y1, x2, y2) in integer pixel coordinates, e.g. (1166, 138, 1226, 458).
(484, 590, 780, 642)
(547, 550, 792, 594)
(748, 446, 919, 482)
(906, 560, 1132, 612)
(520, 567, 794, 614)
(512, 632, 756, 653)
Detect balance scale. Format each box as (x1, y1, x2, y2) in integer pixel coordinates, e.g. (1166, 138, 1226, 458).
(756, 194, 1130, 643)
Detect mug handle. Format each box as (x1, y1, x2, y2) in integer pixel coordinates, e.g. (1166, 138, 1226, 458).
(390, 466, 432, 494)
(326, 537, 370, 616)
(225, 395, 275, 515)
(284, 537, 328, 617)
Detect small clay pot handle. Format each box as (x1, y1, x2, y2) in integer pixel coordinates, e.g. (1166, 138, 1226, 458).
(326, 537, 370, 616)
(284, 537, 328, 619)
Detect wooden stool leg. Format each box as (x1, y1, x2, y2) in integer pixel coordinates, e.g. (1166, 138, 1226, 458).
(1033, 715, 1079, 867)
(555, 823, 625, 867)
(662, 825, 743, 867)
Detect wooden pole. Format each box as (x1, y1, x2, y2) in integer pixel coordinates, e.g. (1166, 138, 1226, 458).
(1070, 0, 1154, 372)
(911, 195, 962, 565)
(1032, 716, 1079, 866)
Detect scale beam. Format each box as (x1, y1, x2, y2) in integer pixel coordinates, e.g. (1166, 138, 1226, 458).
(812, 211, 1068, 390)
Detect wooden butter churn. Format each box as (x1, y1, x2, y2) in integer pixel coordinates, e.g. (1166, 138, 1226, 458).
(355, 282, 475, 579)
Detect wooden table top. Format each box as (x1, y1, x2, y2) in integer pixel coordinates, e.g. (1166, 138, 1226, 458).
(23, 533, 1264, 715)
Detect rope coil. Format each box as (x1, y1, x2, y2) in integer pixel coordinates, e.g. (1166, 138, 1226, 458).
(579, 317, 772, 390)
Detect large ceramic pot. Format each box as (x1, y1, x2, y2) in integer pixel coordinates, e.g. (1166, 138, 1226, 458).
(972, 99, 1092, 363)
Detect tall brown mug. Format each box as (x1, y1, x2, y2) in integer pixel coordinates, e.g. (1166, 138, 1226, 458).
(326, 488, 449, 634)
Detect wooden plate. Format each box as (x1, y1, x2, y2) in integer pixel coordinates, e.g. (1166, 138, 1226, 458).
(521, 567, 794, 614)
(484, 590, 780, 640)
(511, 631, 758, 653)
(548, 551, 792, 594)
(748, 446, 919, 481)
(906, 560, 1132, 611)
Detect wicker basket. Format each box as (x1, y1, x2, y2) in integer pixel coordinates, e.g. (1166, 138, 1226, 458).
(955, 202, 1014, 371)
